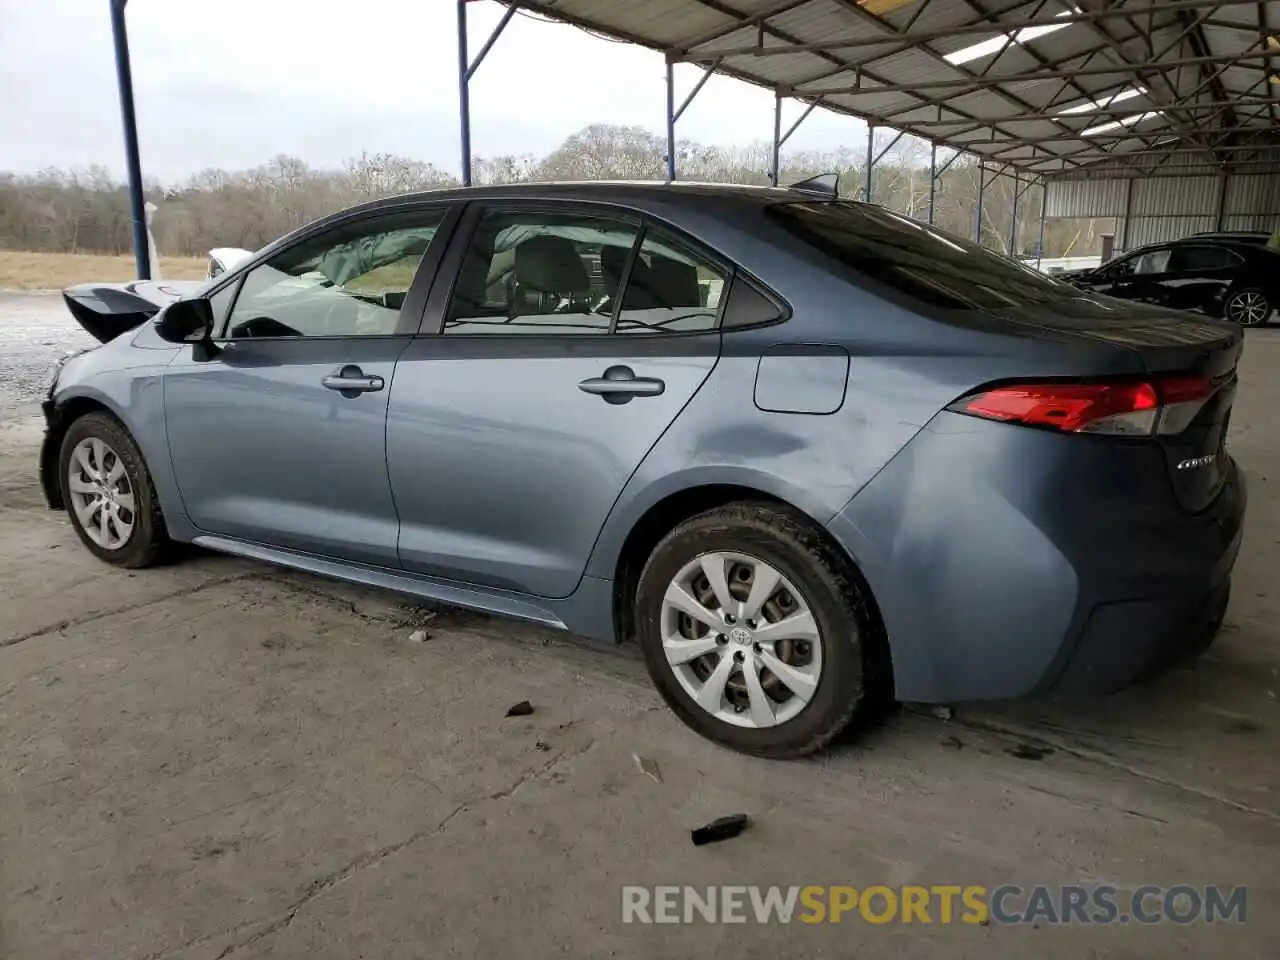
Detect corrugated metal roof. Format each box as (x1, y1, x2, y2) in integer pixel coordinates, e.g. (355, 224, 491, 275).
(504, 0, 1280, 178)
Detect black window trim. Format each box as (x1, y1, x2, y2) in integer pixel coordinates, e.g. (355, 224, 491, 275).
(418, 197, 782, 339)
(204, 200, 463, 342)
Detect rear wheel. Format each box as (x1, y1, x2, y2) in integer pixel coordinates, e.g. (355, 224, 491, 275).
(1222, 287, 1271, 326)
(635, 502, 888, 758)
(58, 413, 169, 568)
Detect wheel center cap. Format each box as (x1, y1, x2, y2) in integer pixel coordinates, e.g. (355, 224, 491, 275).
(728, 626, 753, 645)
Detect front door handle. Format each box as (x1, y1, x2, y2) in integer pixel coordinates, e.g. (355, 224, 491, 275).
(322, 364, 385, 397)
(578, 365, 665, 404)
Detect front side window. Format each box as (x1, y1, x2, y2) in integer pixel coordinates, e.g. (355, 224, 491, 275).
(1132, 248, 1173, 275)
(613, 232, 727, 335)
(444, 210, 640, 335)
(223, 210, 447, 339)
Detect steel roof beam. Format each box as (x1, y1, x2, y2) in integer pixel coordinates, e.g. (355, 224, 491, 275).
(956, 0, 1121, 159)
(824, 0, 1113, 158)
(871, 10, 1212, 124)
(796, 50, 1276, 95)
(895, 97, 1277, 129)
(968, 123, 1262, 145)
(674, 0, 1260, 59)
(681, 0, 1084, 167)
(989, 48, 1276, 168)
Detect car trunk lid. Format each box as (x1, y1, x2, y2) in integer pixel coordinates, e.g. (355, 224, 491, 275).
(987, 296, 1242, 514)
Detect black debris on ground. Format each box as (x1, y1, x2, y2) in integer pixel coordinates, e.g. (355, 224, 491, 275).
(1006, 743, 1054, 761)
(691, 813, 750, 847)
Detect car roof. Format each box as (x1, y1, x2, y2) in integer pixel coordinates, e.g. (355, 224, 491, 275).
(1131, 236, 1262, 253)
(332, 180, 835, 219)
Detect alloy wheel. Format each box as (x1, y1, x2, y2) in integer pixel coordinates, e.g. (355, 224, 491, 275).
(67, 437, 136, 550)
(1225, 290, 1269, 326)
(660, 552, 823, 728)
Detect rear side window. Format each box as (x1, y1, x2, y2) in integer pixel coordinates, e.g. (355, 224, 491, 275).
(444, 210, 638, 335)
(443, 210, 731, 336)
(613, 232, 727, 335)
(766, 200, 1077, 310)
(1170, 245, 1243, 271)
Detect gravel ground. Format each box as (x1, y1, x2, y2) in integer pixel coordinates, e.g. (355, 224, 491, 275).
(0, 292, 95, 412)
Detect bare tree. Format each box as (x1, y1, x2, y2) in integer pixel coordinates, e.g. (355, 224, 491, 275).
(0, 124, 1111, 261)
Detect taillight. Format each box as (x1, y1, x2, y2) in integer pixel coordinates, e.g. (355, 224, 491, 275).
(948, 374, 1216, 437)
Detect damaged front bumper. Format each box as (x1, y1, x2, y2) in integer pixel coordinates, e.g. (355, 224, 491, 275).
(39, 399, 65, 511)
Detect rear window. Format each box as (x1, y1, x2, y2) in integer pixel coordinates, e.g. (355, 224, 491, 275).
(767, 200, 1078, 311)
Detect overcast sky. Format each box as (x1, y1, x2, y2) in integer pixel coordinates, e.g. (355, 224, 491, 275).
(0, 0, 868, 183)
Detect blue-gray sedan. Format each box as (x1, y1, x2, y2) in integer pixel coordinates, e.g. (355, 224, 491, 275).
(41, 181, 1246, 757)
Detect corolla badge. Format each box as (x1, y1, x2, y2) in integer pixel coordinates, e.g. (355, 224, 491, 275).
(1176, 454, 1218, 471)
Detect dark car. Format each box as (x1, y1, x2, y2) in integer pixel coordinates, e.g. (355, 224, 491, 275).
(43, 182, 1246, 758)
(1062, 237, 1279, 326)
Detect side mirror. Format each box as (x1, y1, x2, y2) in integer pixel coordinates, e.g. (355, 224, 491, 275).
(156, 298, 215, 344)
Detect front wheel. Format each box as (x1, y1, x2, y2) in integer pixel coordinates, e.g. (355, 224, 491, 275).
(58, 412, 169, 568)
(1222, 287, 1272, 326)
(634, 502, 888, 759)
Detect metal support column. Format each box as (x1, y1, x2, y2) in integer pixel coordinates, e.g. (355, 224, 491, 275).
(457, 0, 517, 186)
(1214, 173, 1229, 231)
(665, 58, 719, 182)
(1120, 177, 1135, 252)
(457, 0, 472, 186)
(927, 143, 937, 224)
(665, 60, 677, 181)
(1008, 175, 1021, 256)
(771, 95, 783, 187)
(1036, 177, 1048, 269)
(974, 163, 986, 244)
(864, 128, 906, 203)
(109, 0, 150, 280)
(771, 95, 822, 187)
(864, 125, 874, 201)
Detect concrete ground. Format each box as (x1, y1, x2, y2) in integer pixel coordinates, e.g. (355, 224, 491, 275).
(2, 310, 1279, 957)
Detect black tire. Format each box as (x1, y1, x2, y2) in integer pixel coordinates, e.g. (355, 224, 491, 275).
(634, 501, 889, 759)
(58, 412, 170, 568)
(1221, 287, 1272, 327)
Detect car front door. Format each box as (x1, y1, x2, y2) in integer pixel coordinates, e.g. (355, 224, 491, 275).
(1078, 254, 1136, 297)
(386, 202, 727, 599)
(164, 204, 457, 566)
(1123, 246, 1176, 306)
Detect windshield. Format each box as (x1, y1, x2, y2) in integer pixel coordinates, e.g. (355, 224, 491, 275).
(767, 200, 1079, 311)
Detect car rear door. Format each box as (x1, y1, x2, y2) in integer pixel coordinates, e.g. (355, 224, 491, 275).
(385, 201, 727, 599)
(164, 203, 458, 566)
(1163, 243, 1245, 314)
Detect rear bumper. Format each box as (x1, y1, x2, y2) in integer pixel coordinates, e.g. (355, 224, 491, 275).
(1052, 574, 1233, 694)
(827, 411, 1247, 703)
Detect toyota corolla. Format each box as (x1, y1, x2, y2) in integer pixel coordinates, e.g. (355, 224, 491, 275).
(41, 180, 1246, 758)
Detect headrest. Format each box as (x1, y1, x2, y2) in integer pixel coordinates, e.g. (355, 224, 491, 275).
(648, 256, 701, 307)
(514, 235, 590, 294)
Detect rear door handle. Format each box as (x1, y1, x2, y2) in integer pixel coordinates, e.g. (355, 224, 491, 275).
(578, 365, 665, 403)
(322, 365, 384, 396)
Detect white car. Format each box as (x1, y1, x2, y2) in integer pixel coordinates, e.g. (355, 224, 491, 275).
(206, 247, 255, 279)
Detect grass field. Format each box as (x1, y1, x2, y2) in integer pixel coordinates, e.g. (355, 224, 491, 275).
(0, 251, 209, 290)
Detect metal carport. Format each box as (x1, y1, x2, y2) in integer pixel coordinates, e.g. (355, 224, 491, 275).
(108, 0, 1280, 278)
